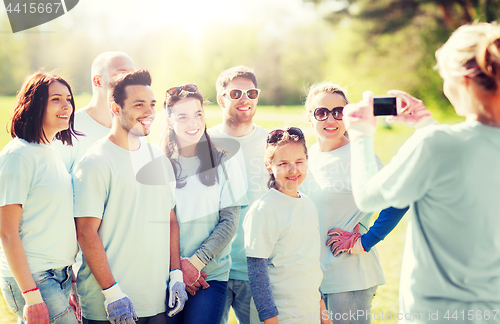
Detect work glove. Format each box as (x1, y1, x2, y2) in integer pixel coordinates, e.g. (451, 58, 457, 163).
(326, 224, 365, 257)
(343, 91, 377, 140)
(180, 255, 210, 295)
(167, 269, 188, 317)
(69, 280, 82, 323)
(102, 283, 138, 324)
(385, 90, 438, 129)
(22, 287, 49, 324)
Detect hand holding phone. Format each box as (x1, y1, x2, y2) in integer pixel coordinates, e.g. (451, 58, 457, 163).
(385, 90, 439, 129)
(373, 96, 402, 116)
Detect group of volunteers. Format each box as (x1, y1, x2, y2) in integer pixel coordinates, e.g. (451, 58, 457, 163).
(0, 22, 499, 324)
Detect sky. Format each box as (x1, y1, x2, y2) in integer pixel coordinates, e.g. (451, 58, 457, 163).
(1, 0, 322, 37)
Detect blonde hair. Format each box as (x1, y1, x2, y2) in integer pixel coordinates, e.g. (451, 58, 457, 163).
(305, 81, 349, 113)
(436, 23, 500, 92)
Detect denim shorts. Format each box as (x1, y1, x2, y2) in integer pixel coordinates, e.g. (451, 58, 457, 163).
(1, 265, 78, 324)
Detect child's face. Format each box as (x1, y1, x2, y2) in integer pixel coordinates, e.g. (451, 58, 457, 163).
(266, 142, 308, 198)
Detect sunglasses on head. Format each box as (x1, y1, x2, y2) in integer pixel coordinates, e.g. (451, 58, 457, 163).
(313, 107, 344, 121)
(166, 84, 198, 97)
(222, 88, 260, 100)
(267, 127, 304, 144)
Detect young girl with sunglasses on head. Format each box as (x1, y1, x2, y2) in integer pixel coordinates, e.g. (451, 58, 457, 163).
(161, 84, 247, 324)
(0, 72, 81, 324)
(299, 82, 409, 324)
(343, 23, 500, 322)
(243, 127, 332, 324)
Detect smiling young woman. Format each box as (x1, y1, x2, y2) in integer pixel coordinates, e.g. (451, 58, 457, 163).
(299, 82, 409, 324)
(0, 72, 80, 324)
(161, 85, 247, 324)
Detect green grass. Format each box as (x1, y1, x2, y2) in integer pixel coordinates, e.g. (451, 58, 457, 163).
(0, 95, 463, 323)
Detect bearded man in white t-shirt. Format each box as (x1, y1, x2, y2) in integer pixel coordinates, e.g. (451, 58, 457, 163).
(73, 70, 187, 324)
(208, 66, 269, 324)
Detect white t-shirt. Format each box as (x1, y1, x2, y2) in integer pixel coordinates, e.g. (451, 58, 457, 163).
(0, 138, 77, 277)
(244, 189, 323, 324)
(300, 143, 385, 294)
(54, 109, 110, 172)
(72, 138, 175, 320)
(208, 124, 269, 281)
(353, 121, 500, 322)
(173, 152, 248, 281)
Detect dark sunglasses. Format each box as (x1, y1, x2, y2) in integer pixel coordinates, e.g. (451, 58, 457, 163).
(166, 84, 198, 97)
(267, 127, 304, 144)
(313, 107, 344, 121)
(222, 88, 260, 100)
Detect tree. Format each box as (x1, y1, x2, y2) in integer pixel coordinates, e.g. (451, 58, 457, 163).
(303, 0, 500, 113)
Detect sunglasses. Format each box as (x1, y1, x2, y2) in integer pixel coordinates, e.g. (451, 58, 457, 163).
(267, 127, 304, 144)
(222, 88, 260, 100)
(313, 107, 344, 121)
(166, 84, 198, 97)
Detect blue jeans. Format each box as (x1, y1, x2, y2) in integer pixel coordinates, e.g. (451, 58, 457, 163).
(0, 266, 78, 324)
(167, 280, 228, 324)
(219, 279, 251, 324)
(324, 286, 378, 324)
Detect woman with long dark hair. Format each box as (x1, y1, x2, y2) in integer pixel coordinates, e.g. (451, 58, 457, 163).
(161, 84, 246, 324)
(0, 71, 80, 324)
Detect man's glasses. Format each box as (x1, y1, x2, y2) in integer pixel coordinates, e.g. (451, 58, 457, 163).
(222, 88, 260, 100)
(166, 84, 198, 97)
(313, 107, 344, 121)
(267, 127, 304, 144)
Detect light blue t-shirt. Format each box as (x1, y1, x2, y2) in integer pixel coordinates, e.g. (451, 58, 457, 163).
(54, 109, 110, 173)
(356, 121, 500, 322)
(173, 152, 248, 282)
(244, 189, 323, 323)
(72, 138, 175, 320)
(0, 138, 78, 277)
(300, 143, 385, 294)
(208, 124, 269, 281)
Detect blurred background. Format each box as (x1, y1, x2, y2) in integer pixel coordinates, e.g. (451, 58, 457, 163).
(1, 0, 498, 109)
(0, 0, 499, 323)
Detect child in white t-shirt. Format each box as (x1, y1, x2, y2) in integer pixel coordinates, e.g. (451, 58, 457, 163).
(243, 127, 332, 324)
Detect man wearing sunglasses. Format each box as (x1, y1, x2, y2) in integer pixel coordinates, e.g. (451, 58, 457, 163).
(208, 66, 269, 324)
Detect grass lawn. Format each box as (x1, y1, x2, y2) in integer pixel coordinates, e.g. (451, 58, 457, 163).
(0, 95, 463, 323)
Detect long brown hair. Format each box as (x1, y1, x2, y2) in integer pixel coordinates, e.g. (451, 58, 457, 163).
(9, 71, 80, 145)
(161, 89, 225, 188)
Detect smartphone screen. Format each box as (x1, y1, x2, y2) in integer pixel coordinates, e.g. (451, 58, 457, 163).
(373, 97, 397, 116)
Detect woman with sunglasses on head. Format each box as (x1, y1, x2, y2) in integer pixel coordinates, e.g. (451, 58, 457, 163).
(0, 72, 80, 324)
(161, 84, 247, 324)
(342, 23, 500, 323)
(299, 82, 409, 324)
(243, 127, 331, 324)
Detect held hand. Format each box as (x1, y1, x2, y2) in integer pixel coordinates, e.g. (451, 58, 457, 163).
(23, 303, 49, 324)
(167, 270, 188, 317)
(102, 283, 138, 324)
(343, 91, 377, 140)
(69, 281, 82, 323)
(385, 90, 438, 129)
(185, 270, 210, 296)
(22, 288, 49, 324)
(326, 224, 365, 257)
(180, 255, 204, 287)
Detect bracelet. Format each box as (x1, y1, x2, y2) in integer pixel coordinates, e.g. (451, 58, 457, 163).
(22, 287, 39, 295)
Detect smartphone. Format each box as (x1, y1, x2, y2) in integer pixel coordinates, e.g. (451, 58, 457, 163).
(373, 96, 402, 116)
